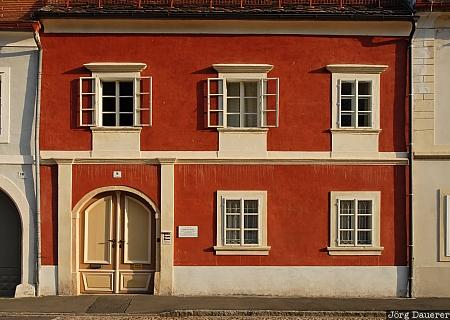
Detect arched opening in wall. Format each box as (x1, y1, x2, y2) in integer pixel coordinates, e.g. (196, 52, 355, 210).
(79, 191, 156, 294)
(0, 191, 22, 297)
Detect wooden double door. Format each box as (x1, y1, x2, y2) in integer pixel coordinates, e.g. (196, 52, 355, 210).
(79, 192, 155, 294)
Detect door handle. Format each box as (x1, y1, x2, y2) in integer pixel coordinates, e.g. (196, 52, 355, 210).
(118, 240, 124, 248)
(108, 239, 116, 248)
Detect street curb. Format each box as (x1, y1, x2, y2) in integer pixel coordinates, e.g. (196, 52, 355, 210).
(159, 310, 387, 317)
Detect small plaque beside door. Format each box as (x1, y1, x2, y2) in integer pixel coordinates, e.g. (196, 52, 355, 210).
(178, 226, 198, 238)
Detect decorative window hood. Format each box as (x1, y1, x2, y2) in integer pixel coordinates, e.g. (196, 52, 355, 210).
(326, 64, 388, 74)
(212, 64, 273, 73)
(84, 62, 147, 73)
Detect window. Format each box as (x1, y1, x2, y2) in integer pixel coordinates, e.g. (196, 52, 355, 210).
(0, 67, 10, 143)
(215, 191, 270, 255)
(80, 63, 152, 127)
(207, 64, 279, 129)
(339, 80, 372, 128)
(328, 191, 383, 255)
(326, 64, 387, 154)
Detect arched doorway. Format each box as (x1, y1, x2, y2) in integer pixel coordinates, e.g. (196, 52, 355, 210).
(78, 191, 156, 294)
(0, 191, 22, 297)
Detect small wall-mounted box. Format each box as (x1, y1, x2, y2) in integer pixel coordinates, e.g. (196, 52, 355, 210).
(113, 171, 122, 178)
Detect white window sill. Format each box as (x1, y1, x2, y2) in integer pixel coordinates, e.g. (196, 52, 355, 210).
(213, 245, 271, 256)
(91, 127, 142, 133)
(327, 246, 384, 256)
(217, 127, 269, 133)
(330, 128, 381, 134)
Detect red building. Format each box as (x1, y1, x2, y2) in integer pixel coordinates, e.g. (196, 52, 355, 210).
(36, 0, 413, 296)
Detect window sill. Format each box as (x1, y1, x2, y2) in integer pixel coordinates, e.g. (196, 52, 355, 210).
(214, 245, 271, 256)
(91, 127, 142, 133)
(330, 128, 381, 134)
(327, 246, 384, 256)
(217, 127, 269, 133)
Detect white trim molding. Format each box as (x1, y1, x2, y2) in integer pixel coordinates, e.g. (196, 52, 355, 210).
(84, 62, 147, 73)
(0, 67, 11, 144)
(328, 191, 383, 256)
(0, 175, 35, 296)
(41, 19, 412, 37)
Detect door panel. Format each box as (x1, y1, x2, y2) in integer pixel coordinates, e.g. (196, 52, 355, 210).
(82, 272, 114, 292)
(124, 197, 151, 264)
(84, 196, 112, 264)
(0, 192, 21, 297)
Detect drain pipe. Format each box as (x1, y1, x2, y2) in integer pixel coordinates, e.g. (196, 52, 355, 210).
(32, 22, 42, 297)
(408, 18, 417, 299)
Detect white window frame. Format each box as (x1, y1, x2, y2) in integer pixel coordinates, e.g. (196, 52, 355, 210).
(80, 63, 152, 128)
(328, 191, 383, 256)
(207, 64, 279, 129)
(214, 190, 270, 255)
(439, 192, 450, 262)
(327, 64, 387, 132)
(0, 67, 11, 143)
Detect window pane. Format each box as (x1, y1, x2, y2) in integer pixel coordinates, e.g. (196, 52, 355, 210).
(358, 113, 371, 127)
(227, 98, 240, 113)
(226, 230, 240, 245)
(244, 114, 257, 127)
(226, 200, 241, 214)
(226, 215, 240, 228)
(341, 82, 354, 95)
(102, 97, 115, 112)
(358, 200, 372, 215)
(120, 97, 133, 113)
(340, 113, 353, 127)
(102, 82, 115, 96)
(358, 97, 371, 111)
(339, 215, 354, 230)
(244, 200, 258, 213)
(357, 231, 372, 245)
(340, 231, 354, 245)
(102, 114, 116, 126)
(358, 215, 372, 230)
(119, 114, 133, 126)
(119, 81, 133, 96)
(227, 82, 240, 97)
(358, 81, 371, 95)
(340, 200, 355, 215)
(341, 98, 353, 111)
(244, 230, 258, 244)
(244, 98, 258, 114)
(244, 215, 258, 229)
(227, 114, 240, 127)
(244, 82, 258, 97)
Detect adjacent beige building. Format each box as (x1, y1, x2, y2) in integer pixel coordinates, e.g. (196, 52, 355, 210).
(413, 7, 450, 297)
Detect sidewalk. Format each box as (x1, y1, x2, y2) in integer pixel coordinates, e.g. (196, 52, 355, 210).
(0, 296, 450, 315)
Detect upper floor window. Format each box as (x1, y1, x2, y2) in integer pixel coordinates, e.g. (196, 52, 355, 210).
(0, 67, 10, 143)
(207, 64, 279, 129)
(326, 64, 387, 131)
(339, 80, 373, 128)
(80, 63, 152, 128)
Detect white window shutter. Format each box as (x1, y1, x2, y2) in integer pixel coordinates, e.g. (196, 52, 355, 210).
(337, 79, 341, 128)
(261, 77, 280, 128)
(337, 198, 341, 246)
(134, 76, 152, 127)
(207, 78, 225, 128)
(79, 77, 97, 127)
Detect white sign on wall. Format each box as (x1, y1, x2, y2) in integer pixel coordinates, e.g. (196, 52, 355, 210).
(178, 226, 198, 238)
